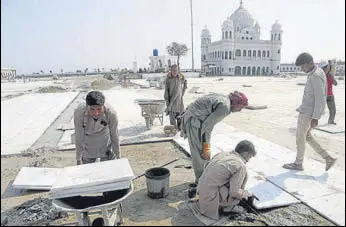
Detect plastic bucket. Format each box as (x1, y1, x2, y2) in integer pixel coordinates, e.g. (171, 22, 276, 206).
(145, 167, 170, 199)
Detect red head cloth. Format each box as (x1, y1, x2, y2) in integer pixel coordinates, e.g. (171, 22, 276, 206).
(230, 91, 248, 106)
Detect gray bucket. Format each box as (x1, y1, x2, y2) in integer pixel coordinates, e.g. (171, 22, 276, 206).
(145, 167, 170, 199)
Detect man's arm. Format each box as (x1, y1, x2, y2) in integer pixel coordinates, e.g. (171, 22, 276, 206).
(201, 103, 229, 144)
(164, 77, 170, 106)
(109, 109, 120, 159)
(331, 75, 338, 85)
(182, 78, 187, 96)
(228, 165, 249, 201)
(74, 108, 85, 163)
(312, 76, 327, 120)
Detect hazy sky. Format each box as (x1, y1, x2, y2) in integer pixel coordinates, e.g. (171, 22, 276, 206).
(1, 0, 345, 74)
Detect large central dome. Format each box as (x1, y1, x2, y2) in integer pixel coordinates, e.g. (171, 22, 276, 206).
(229, 2, 254, 27)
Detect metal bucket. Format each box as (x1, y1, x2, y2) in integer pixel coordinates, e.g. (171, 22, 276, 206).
(145, 167, 170, 199)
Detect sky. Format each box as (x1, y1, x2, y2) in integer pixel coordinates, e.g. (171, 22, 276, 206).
(1, 0, 345, 74)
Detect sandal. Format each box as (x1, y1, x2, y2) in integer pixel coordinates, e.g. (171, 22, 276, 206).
(282, 163, 304, 171)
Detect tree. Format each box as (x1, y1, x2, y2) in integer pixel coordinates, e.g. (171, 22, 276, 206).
(166, 42, 188, 69)
(84, 67, 88, 76)
(40, 70, 44, 74)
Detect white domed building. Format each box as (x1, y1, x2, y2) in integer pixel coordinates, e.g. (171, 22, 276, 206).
(201, 1, 282, 76)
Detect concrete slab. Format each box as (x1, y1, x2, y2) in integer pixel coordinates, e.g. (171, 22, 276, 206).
(1, 92, 78, 155)
(12, 167, 63, 190)
(244, 105, 267, 110)
(50, 158, 135, 197)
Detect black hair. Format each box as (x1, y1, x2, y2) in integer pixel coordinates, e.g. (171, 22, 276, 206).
(86, 91, 105, 106)
(295, 52, 314, 66)
(235, 140, 256, 156)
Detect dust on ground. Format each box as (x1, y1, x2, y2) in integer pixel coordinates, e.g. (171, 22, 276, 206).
(1, 142, 335, 226)
(36, 86, 68, 93)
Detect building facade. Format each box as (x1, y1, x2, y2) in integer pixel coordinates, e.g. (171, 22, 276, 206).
(1, 68, 16, 80)
(201, 1, 282, 76)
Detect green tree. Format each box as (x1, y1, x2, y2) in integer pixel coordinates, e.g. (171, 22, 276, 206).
(166, 42, 188, 69)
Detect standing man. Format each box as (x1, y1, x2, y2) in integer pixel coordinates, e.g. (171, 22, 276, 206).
(74, 91, 120, 165)
(164, 64, 187, 129)
(283, 53, 336, 171)
(180, 91, 248, 185)
(197, 140, 258, 220)
(323, 62, 338, 124)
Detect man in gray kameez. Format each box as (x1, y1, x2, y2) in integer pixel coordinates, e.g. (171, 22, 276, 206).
(197, 140, 258, 220)
(180, 91, 248, 185)
(164, 64, 187, 129)
(74, 91, 120, 165)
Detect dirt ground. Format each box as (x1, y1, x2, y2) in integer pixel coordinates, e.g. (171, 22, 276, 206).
(1, 142, 334, 226)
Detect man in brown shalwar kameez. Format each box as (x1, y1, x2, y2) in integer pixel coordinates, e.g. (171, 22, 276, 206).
(74, 91, 120, 165)
(164, 64, 187, 129)
(197, 140, 257, 220)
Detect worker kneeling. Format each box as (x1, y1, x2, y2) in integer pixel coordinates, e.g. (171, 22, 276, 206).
(197, 140, 257, 220)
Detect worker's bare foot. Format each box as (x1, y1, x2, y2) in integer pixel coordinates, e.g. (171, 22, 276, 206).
(325, 157, 337, 171)
(282, 163, 304, 171)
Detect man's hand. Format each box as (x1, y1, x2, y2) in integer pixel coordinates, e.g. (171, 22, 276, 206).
(202, 143, 211, 160)
(77, 160, 83, 165)
(311, 119, 318, 128)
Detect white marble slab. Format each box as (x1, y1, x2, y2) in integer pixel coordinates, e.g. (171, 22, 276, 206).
(173, 123, 345, 224)
(315, 123, 345, 134)
(12, 167, 63, 190)
(1, 92, 78, 155)
(246, 170, 300, 209)
(50, 158, 134, 194)
(303, 192, 345, 226)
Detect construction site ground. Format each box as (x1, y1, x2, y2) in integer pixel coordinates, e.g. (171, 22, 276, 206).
(1, 142, 334, 226)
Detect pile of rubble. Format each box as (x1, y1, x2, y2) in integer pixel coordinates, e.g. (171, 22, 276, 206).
(36, 86, 67, 93)
(1, 198, 68, 226)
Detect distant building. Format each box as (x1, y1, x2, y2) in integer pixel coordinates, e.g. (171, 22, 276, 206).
(280, 63, 300, 72)
(149, 49, 177, 72)
(201, 1, 282, 76)
(1, 68, 16, 80)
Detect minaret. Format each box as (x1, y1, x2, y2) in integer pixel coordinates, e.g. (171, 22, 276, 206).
(271, 20, 283, 75)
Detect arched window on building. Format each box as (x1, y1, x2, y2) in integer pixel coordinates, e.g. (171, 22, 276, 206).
(258, 50, 261, 57)
(266, 67, 269, 73)
(257, 67, 261, 75)
(229, 51, 232, 59)
(225, 32, 228, 39)
(253, 50, 256, 57)
(222, 52, 224, 59)
(267, 51, 270, 58)
(247, 66, 251, 75)
(278, 34, 281, 40)
(262, 51, 266, 57)
(278, 49, 281, 54)
(271, 34, 273, 40)
(229, 31, 232, 39)
(248, 50, 251, 57)
(242, 37, 244, 40)
(246, 37, 248, 40)
(243, 50, 246, 56)
(274, 34, 277, 40)
(222, 32, 224, 39)
(225, 51, 228, 59)
(242, 67, 246, 75)
(252, 66, 256, 75)
(262, 67, 266, 74)
(235, 66, 241, 75)
(235, 49, 241, 56)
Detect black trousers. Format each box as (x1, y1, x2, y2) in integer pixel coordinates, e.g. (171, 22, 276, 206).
(327, 95, 336, 123)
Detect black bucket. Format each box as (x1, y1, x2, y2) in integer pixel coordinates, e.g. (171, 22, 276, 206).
(145, 167, 170, 199)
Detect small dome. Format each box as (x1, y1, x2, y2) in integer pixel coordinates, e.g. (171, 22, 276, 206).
(229, 3, 254, 27)
(201, 25, 211, 37)
(222, 19, 234, 29)
(271, 20, 282, 31)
